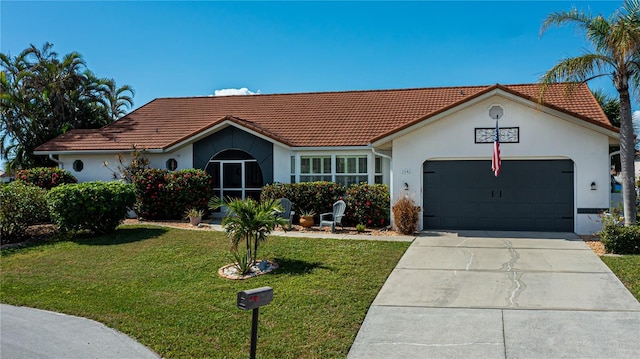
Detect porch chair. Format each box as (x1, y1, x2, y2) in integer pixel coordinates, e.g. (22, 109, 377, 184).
(278, 198, 295, 229)
(319, 200, 346, 233)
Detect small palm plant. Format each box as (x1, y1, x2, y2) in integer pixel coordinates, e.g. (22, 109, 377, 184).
(211, 197, 287, 275)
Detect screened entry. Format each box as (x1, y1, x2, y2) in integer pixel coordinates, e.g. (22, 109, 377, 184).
(205, 150, 264, 201)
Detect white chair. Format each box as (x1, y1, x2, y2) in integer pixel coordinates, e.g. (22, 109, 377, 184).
(319, 200, 346, 233)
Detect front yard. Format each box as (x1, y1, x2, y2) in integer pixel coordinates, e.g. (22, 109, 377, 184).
(601, 255, 640, 300)
(0, 225, 410, 358)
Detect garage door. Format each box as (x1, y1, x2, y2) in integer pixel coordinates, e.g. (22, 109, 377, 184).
(423, 160, 574, 232)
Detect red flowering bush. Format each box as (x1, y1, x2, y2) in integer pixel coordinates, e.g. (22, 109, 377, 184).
(343, 183, 389, 228)
(16, 167, 77, 190)
(261, 182, 346, 221)
(262, 182, 390, 227)
(132, 168, 214, 220)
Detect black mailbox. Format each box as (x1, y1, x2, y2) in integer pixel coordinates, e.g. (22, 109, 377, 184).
(237, 287, 273, 310)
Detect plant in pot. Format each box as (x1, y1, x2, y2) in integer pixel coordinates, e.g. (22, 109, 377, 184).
(299, 209, 316, 228)
(185, 208, 204, 226)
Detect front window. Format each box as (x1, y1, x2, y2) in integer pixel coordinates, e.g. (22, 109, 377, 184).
(336, 155, 368, 186)
(300, 156, 332, 182)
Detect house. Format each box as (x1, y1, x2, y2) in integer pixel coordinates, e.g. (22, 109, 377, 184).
(34, 83, 619, 235)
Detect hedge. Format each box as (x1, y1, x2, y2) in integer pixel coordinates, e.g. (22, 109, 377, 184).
(16, 167, 77, 190)
(599, 214, 640, 254)
(261, 182, 390, 228)
(132, 168, 214, 220)
(47, 181, 136, 234)
(0, 182, 49, 243)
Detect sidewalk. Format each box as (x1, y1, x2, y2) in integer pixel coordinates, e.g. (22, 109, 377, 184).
(348, 231, 640, 358)
(0, 304, 160, 359)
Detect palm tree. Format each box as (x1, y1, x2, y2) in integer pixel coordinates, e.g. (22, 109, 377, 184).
(593, 89, 622, 127)
(539, 0, 640, 225)
(104, 79, 134, 122)
(214, 197, 287, 274)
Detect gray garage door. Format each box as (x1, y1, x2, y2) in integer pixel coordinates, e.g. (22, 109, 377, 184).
(423, 160, 574, 232)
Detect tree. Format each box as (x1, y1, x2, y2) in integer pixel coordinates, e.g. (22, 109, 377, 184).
(540, 0, 640, 226)
(593, 89, 621, 127)
(213, 197, 287, 275)
(0, 43, 134, 170)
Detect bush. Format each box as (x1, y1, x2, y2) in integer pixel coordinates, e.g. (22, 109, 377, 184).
(599, 213, 640, 254)
(132, 168, 214, 220)
(16, 167, 77, 190)
(47, 181, 136, 234)
(0, 182, 49, 243)
(343, 183, 389, 227)
(392, 196, 420, 235)
(261, 182, 346, 220)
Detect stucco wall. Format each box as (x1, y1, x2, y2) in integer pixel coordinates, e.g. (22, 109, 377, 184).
(391, 94, 611, 235)
(59, 145, 193, 182)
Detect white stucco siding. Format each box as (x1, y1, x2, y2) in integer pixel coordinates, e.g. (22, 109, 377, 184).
(391, 94, 612, 235)
(273, 144, 292, 183)
(59, 145, 194, 183)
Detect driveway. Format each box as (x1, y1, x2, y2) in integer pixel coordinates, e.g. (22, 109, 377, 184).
(348, 231, 640, 359)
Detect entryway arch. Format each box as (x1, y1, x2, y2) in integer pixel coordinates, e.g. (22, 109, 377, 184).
(205, 149, 264, 201)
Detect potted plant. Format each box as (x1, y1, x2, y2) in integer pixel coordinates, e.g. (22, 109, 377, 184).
(185, 208, 204, 226)
(299, 209, 316, 228)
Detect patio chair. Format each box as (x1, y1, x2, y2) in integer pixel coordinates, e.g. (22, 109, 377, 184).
(319, 200, 346, 233)
(278, 198, 295, 229)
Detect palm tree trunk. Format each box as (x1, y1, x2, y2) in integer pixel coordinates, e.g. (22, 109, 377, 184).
(618, 88, 636, 225)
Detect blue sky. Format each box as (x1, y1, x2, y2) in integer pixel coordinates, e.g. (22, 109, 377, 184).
(2, 0, 629, 108)
(0, 1, 637, 171)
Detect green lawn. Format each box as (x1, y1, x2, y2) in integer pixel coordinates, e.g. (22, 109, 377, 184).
(602, 255, 640, 301)
(0, 225, 410, 358)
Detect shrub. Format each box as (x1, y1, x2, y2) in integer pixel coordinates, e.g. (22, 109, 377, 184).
(599, 213, 640, 254)
(0, 182, 49, 243)
(343, 183, 389, 228)
(132, 168, 214, 220)
(47, 181, 136, 234)
(392, 196, 420, 235)
(165, 169, 214, 218)
(16, 167, 77, 190)
(261, 182, 346, 220)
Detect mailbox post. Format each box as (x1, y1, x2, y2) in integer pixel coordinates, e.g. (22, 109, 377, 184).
(237, 287, 273, 359)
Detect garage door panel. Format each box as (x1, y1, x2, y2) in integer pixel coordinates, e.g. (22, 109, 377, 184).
(423, 160, 574, 232)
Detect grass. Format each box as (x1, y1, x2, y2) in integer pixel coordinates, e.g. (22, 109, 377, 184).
(601, 255, 640, 301)
(0, 225, 410, 358)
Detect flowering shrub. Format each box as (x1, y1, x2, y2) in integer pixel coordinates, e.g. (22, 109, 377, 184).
(47, 181, 136, 234)
(0, 182, 49, 243)
(261, 182, 346, 220)
(132, 168, 214, 220)
(343, 183, 389, 228)
(262, 182, 390, 227)
(16, 167, 77, 190)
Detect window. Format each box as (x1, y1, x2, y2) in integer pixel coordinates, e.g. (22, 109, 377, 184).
(374, 156, 383, 184)
(300, 156, 332, 182)
(290, 156, 296, 183)
(166, 158, 178, 171)
(336, 155, 367, 186)
(73, 160, 84, 172)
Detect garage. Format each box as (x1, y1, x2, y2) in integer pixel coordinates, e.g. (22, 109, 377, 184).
(423, 160, 574, 232)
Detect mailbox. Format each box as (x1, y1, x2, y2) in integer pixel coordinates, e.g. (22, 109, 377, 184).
(237, 287, 273, 310)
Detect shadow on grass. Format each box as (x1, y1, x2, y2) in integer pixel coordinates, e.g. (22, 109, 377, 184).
(73, 227, 168, 246)
(273, 257, 329, 275)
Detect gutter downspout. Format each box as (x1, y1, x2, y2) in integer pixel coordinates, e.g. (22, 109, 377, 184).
(49, 154, 64, 169)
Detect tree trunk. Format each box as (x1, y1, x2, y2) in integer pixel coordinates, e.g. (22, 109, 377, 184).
(617, 88, 636, 225)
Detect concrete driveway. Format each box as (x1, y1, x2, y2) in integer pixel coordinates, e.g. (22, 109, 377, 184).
(348, 231, 640, 359)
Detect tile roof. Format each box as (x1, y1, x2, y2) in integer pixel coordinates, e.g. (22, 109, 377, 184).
(35, 83, 613, 152)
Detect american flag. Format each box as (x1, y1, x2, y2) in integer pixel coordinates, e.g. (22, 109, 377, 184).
(491, 120, 501, 176)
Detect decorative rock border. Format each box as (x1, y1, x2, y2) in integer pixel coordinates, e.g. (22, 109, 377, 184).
(218, 260, 279, 280)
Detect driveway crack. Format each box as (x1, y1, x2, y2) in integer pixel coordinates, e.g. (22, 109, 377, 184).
(502, 240, 525, 308)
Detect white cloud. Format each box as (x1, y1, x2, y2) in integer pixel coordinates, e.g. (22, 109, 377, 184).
(213, 87, 260, 96)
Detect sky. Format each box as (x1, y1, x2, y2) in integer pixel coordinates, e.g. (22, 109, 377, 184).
(1, 1, 638, 169)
